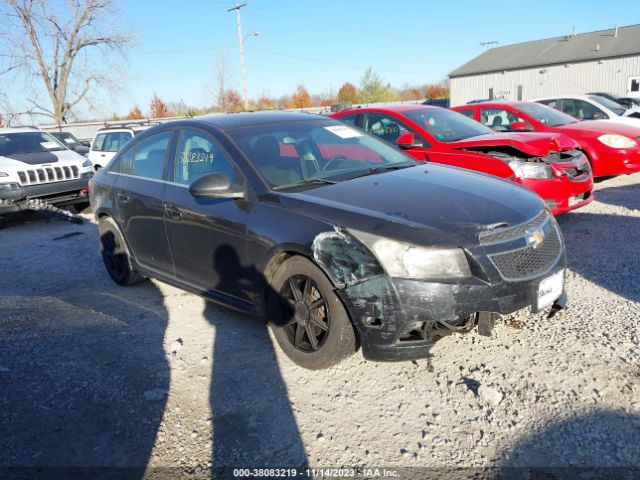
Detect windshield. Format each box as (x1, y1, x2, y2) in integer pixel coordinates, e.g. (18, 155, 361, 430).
(589, 95, 627, 116)
(52, 132, 79, 148)
(226, 118, 417, 189)
(519, 103, 578, 126)
(0, 131, 66, 156)
(402, 108, 494, 142)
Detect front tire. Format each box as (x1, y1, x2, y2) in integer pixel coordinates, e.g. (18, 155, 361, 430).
(268, 256, 357, 369)
(98, 216, 146, 286)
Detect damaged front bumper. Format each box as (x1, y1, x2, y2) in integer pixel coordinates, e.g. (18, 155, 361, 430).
(337, 262, 566, 362)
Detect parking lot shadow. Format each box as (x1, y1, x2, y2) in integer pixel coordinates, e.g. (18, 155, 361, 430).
(0, 218, 169, 479)
(204, 245, 308, 476)
(497, 410, 640, 479)
(588, 182, 640, 211)
(557, 212, 640, 303)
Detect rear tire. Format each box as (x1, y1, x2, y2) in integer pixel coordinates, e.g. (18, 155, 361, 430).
(268, 256, 356, 369)
(98, 216, 146, 286)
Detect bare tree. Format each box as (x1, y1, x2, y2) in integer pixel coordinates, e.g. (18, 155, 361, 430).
(1, 0, 132, 126)
(213, 48, 230, 112)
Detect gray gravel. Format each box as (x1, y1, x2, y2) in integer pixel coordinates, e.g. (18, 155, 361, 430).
(0, 173, 639, 477)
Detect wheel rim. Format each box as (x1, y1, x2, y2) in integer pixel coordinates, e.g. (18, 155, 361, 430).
(101, 231, 127, 281)
(280, 275, 330, 353)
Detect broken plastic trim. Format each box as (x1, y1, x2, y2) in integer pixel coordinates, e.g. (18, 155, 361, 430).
(311, 226, 384, 287)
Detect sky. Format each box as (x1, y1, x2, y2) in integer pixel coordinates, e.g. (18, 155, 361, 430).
(4, 0, 640, 119)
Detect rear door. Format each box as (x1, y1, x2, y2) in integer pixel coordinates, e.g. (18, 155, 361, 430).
(112, 129, 175, 276)
(163, 127, 251, 306)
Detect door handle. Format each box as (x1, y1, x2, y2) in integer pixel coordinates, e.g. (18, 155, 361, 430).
(116, 193, 130, 203)
(164, 204, 182, 220)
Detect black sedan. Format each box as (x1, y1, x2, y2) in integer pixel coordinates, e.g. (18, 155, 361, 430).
(90, 111, 567, 369)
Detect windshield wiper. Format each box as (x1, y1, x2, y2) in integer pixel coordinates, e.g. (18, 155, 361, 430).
(341, 163, 416, 181)
(273, 178, 337, 191)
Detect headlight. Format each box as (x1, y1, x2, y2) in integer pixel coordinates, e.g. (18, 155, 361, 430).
(598, 134, 637, 148)
(509, 160, 553, 179)
(82, 158, 93, 168)
(349, 230, 471, 279)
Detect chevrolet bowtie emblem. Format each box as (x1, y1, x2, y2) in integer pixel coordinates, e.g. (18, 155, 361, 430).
(526, 228, 545, 249)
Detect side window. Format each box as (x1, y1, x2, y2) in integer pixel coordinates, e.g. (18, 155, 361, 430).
(92, 133, 107, 152)
(538, 99, 558, 108)
(363, 113, 410, 144)
(480, 108, 530, 131)
(457, 109, 475, 119)
(573, 100, 608, 120)
(174, 129, 238, 186)
(338, 114, 359, 127)
(108, 147, 134, 174)
(128, 131, 171, 180)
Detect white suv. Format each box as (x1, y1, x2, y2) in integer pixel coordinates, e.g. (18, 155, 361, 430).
(0, 127, 94, 215)
(88, 123, 152, 169)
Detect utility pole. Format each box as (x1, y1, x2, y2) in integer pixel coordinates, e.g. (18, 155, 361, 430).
(480, 40, 498, 50)
(228, 3, 249, 110)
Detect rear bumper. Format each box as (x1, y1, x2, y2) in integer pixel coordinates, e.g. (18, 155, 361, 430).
(0, 176, 91, 213)
(338, 258, 567, 362)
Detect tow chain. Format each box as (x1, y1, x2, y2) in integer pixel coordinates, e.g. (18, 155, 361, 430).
(0, 197, 84, 224)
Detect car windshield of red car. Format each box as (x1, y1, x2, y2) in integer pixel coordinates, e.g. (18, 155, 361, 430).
(519, 103, 578, 127)
(403, 108, 494, 143)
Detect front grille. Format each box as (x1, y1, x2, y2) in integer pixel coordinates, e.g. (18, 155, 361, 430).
(15, 164, 80, 186)
(479, 210, 548, 245)
(489, 221, 562, 281)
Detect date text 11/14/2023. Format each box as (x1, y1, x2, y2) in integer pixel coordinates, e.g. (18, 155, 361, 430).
(232, 467, 400, 478)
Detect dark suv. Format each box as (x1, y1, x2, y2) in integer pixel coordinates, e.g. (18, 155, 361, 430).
(90, 111, 567, 369)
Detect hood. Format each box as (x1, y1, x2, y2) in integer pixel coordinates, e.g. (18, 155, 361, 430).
(0, 149, 86, 169)
(556, 120, 640, 138)
(622, 106, 640, 117)
(279, 164, 544, 247)
(449, 132, 577, 155)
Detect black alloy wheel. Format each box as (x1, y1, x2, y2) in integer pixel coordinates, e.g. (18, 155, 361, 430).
(280, 275, 330, 353)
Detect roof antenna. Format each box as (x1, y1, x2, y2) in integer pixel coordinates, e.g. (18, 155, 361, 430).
(614, 25, 618, 37)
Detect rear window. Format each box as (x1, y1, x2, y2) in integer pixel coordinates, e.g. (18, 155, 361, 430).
(92, 131, 133, 152)
(0, 132, 66, 155)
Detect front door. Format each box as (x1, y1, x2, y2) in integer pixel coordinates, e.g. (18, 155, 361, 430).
(163, 127, 252, 306)
(113, 130, 174, 276)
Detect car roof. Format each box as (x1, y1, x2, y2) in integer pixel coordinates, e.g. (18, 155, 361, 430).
(0, 127, 44, 134)
(456, 101, 532, 108)
(336, 104, 439, 114)
(532, 95, 595, 101)
(194, 110, 327, 129)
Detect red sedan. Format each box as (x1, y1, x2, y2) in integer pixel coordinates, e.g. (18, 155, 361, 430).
(452, 101, 640, 177)
(331, 105, 593, 215)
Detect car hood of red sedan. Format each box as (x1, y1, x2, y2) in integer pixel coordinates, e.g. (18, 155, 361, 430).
(448, 132, 577, 155)
(556, 120, 640, 139)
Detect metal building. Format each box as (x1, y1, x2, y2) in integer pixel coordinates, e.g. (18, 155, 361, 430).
(449, 24, 640, 107)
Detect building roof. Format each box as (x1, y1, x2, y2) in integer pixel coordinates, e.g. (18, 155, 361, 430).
(450, 24, 640, 78)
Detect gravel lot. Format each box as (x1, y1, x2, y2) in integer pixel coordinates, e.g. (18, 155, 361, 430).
(1, 173, 639, 478)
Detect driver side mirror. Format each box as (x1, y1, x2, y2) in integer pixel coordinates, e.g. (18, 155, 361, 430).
(395, 132, 423, 149)
(592, 111, 608, 120)
(508, 121, 532, 132)
(189, 173, 244, 199)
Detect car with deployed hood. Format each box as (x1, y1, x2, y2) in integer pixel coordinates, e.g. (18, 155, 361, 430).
(453, 101, 640, 177)
(90, 111, 567, 369)
(587, 92, 640, 110)
(330, 105, 592, 215)
(0, 126, 93, 217)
